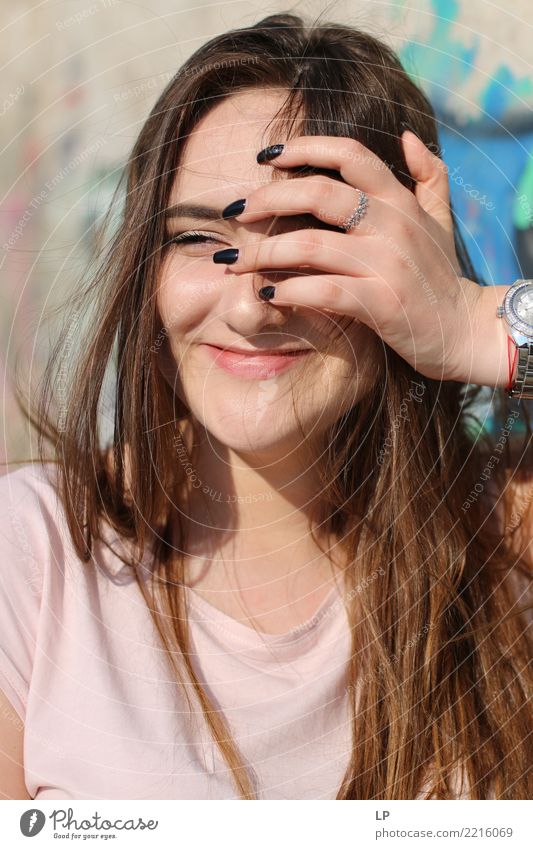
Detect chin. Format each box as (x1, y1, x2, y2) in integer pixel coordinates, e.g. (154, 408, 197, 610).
(187, 390, 320, 457)
(201, 410, 305, 453)
(176, 357, 362, 453)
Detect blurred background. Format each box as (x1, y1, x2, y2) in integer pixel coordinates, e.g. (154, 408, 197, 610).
(2, 0, 533, 463)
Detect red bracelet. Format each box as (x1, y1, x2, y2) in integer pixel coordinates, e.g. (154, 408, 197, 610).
(506, 335, 518, 391)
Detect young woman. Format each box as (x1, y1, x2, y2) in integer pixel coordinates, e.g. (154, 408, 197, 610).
(1, 12, 531, 801)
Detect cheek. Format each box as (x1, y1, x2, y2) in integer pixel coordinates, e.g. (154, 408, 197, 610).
(156, 259, 223, 343)
(154, 261, 223, 393)
(323, 319, 383, 375)
(329, 321, 384, 404)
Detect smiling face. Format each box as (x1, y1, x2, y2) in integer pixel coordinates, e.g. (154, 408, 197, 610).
(156, 88, 382, 458)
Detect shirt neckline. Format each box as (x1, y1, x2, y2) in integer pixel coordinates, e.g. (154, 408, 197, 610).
(184, 579, 345, 648)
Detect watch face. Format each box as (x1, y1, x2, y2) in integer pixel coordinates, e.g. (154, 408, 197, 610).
(515, 286, 533, 321)
(506, 281, 533, 336)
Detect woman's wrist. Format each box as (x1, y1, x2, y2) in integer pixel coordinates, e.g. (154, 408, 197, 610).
(453, 284, 512, 389)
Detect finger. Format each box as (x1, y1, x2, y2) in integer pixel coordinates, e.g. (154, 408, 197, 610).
(401, 130, 453, 234)
(216, 228, 382, 279)
(225, 175, 381, 234)
(255, 272, 399, 328)
(257, 135, 412, 204)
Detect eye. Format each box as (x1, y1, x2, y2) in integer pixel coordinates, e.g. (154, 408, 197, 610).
(165, 230, 221, 250)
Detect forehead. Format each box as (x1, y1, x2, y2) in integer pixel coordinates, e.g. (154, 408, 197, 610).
(171, 89, 299, 203)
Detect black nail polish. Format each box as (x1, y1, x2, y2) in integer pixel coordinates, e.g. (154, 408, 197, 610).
(222, 198, 246, 219)
(257, 144, 284, 164)
(213, 248, 239, 264)
(258, 285, 275, 300)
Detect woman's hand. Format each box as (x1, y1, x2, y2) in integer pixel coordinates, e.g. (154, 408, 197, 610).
(214, 133, 509, 388)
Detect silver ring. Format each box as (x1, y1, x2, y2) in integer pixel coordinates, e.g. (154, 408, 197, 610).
(340, 189, 369, 232)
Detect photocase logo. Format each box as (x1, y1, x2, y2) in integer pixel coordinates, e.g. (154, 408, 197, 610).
(20, 809, 46, 836)
(19, 806, 159, 838)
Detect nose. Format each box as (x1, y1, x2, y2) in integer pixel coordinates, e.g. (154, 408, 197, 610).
(216, 268, 292, 337)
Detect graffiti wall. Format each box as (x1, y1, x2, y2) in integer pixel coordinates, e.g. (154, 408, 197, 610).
(1, 0, 532, 460)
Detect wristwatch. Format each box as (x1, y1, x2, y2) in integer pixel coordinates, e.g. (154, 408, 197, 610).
(497, 278, 533, 399)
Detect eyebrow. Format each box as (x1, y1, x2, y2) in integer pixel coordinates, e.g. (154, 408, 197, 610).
(165, 203, 223, 220)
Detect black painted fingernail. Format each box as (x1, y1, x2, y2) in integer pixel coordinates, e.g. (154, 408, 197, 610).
(257, 144, 284, 164)
(222, 198, 246, 219)
(213, 248, 239, 264)
(258, 285, 275, 300)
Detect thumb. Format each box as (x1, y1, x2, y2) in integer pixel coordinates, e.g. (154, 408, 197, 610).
(401, 129, 454, 235)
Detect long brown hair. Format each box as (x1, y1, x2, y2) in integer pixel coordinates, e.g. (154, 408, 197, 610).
(11, 11, 533, 799)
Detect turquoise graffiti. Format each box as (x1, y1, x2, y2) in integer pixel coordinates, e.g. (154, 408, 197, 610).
(398, 0, 533, 438)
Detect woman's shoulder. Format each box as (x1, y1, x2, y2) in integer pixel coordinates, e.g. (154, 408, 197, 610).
(0, 462, 64, 547)
(0, 460, 143, 580)
(0, 463, 66, 721)
(0, 459, 60, 498)
(0, 462, 71, 593)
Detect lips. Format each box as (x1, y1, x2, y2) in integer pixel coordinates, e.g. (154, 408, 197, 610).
(213, 345, 311, 355)
(200, 343, 313, 378)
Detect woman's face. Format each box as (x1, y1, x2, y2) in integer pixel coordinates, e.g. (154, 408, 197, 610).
(156, 89, 381, 457)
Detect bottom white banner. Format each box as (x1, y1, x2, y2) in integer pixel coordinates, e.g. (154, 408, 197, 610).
(1, 799, 532, 848)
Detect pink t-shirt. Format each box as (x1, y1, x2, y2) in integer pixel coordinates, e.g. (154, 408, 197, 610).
(0, 463, 354, 800)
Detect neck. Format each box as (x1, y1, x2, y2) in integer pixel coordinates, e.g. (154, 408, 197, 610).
(173, 416, 345, 588)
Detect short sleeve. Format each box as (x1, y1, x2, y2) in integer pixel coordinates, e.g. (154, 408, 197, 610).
(0, 465, 53, 721)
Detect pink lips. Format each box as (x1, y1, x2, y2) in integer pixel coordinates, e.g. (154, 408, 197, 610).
(201, 344, 312, 378)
